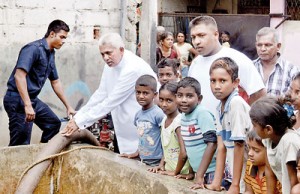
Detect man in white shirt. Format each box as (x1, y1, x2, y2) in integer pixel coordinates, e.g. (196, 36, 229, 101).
(61, 33, 157, 154)
(188, 15, 266, 193)
(188, 16, 266, 115)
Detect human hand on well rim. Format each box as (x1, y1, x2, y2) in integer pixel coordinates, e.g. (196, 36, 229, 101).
(159, 170, 177, 176)
(189, 176, 205, 190)
(60, 119, 79, 136)
(119, 151, 139, 159)
(175, 173, 194, 180)
(204, 183, 224, 192)
(147, 165, 165, 173)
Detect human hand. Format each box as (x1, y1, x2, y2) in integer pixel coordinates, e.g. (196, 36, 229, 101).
(227, 184, 239, 194)
(119, 153, 130, 158)
(159, 170, 175, 176)
(24, 104, 35, 122)
(182, 58, 188, 65)
(119, 152, 138, 159)
(60, 119, 79, 136)
(175, 173, 194, 180)
(175, 174, 186, 179)
(204, 183, 223, 192)
(190, 177, 205, 189)
(67, 106, 76, 118)
(147, 165, 164, 173)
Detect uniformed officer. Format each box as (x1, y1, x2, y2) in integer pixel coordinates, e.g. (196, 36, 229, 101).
(3, 19, 75, 146)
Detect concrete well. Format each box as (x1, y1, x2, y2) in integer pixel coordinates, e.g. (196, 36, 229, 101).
(0, 144, 224, 194)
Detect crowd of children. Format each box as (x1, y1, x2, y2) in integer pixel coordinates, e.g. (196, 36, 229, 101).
(118, 56, 300, 194)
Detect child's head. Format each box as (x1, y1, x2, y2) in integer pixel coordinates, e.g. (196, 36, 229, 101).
(247, 130, 266, 167)
(290, 72, 300, 110)
(209, 57, 239, 102)
(176, 77, 202, 114)
(220, 31, 230, 43)
(157, 58, 179, 85)
(135, 75, 157, 110)
(159, 81, 178, 116)
(249, 96, 296, 140)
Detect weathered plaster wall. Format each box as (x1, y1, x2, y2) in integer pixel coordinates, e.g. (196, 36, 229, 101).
(0, 0, 137, 146)
(281, 21, 300, 67)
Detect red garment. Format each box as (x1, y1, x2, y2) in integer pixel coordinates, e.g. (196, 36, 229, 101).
(156, 47, 178, 65)
(238, 85, 249, 104)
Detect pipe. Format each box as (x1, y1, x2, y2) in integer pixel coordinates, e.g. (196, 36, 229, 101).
(269, 13, 291, 29)
(275, 15, 290, 29)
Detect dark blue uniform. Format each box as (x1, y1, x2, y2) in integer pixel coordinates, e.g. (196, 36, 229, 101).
(3, 38, 61, 146)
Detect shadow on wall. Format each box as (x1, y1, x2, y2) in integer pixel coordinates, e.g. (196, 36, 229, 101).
(39, 80, 92, 111)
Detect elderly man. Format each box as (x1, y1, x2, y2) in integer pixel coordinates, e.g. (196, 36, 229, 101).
(61, 33, 156, 154)
(253, 27, 299, 96)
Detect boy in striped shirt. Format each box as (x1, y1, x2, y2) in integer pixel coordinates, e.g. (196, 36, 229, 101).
(176, 77, 217, 189)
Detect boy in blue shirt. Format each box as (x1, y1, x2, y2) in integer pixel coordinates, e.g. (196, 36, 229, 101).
(176, 77, 217, 188)
(120, 75, 164, 166)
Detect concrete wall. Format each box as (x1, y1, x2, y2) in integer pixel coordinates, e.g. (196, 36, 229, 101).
(0, 0, 138, 146)
(281, 21, 300, 67)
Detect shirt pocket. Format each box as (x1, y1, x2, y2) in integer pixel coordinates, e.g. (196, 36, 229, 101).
(36, 58, 48, 76)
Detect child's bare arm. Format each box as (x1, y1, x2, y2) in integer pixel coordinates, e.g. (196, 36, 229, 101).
(287, 161, 298, 189)
(187, 166, 195, 180)
(174, 127, 188, 175)
(193, 142, 217, 189)
(205, 136, 226, 191)
(227, 141, 244, 194)
(190, 131, 217, 189)
(244, 182, 255, 194)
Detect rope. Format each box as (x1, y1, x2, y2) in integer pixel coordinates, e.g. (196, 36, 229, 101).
(17, 145, 108, 188)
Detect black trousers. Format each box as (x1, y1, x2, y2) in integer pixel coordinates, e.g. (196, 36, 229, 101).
(3, 92, 61, 146)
